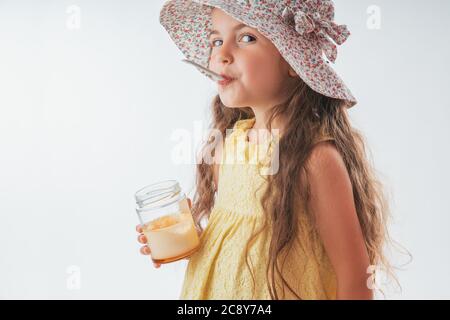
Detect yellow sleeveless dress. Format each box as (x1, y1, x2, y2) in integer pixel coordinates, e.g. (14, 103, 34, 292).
(179, 117, 337, 300)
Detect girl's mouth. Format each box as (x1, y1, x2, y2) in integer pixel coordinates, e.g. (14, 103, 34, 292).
(218, 74, 236, 87)
(218, 78, 235, 86)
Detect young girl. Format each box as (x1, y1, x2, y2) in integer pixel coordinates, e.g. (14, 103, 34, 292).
(137, 0, 399, 300)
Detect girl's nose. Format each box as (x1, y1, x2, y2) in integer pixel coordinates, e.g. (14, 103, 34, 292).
(219, 55, 233, 65)
(215, 43, 234, 65)
(214, 51, 233, 67)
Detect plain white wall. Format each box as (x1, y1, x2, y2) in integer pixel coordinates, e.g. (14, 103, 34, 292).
(0, 0, 449, 299)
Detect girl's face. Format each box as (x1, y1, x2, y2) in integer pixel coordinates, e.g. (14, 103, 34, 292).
(208, 8, 298, 110)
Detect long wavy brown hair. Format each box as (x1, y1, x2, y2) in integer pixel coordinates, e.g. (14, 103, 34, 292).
(189, 77, 410, 299)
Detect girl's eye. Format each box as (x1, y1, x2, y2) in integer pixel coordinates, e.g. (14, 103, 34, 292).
(210, 34, 256, 47)
(241, 34, 255, 43)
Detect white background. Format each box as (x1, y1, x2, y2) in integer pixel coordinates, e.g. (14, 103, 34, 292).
(0, 0, 449, 299)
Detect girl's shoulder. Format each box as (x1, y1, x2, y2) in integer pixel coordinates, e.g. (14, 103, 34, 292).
(313, 126, 335, 145)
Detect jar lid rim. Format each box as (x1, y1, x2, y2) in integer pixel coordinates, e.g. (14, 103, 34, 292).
(135, 180, 181, 209)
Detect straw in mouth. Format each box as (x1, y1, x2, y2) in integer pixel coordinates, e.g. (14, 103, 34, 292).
(182, 59, 225, 81)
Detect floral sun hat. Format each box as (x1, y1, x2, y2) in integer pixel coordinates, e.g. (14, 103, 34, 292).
(159, 0, 357, 108)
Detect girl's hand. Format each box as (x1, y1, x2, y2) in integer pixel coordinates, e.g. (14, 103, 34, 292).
(136, 198, 193, 269)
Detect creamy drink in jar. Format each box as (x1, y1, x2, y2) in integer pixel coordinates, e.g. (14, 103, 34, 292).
(142, 212, 200, 263)
(135, 180, 200, 264)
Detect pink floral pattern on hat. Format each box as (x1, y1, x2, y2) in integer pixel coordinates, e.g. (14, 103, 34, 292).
(160, 0, 357, 108)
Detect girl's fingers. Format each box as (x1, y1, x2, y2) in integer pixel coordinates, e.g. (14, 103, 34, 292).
(136, 225, 161, 268)
(187, 198, 192, 209)
(137, 234, 147, 244)
(139, 246, 161, 268)
(140, 245, 151, 255)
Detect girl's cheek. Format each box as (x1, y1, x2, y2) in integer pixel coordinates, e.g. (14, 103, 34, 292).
(246, 65, 272, 87)
(240, 59, 261, 80)
(246, 55, 270, 76)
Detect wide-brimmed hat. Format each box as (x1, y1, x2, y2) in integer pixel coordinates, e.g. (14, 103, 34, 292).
(160, 0, 357, 108)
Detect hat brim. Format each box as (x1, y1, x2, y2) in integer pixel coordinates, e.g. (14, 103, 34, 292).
(160, 0, 357, 108)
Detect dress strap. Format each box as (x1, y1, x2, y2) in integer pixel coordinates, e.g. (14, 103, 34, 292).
(223, 118, 276, 168)
(226, 117, 256, 146)
(232, 118, 256, 131)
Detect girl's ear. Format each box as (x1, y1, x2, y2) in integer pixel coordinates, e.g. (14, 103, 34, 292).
(288, 67, 299, 78)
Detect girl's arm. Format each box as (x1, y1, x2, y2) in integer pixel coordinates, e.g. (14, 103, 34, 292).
(305, 142, 373, 300)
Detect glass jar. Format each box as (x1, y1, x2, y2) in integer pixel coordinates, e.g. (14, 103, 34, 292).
(135, 180, 200, 264)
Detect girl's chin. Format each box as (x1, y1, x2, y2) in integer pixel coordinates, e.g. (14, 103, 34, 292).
(219, 94, 249, 109)
(222, 104, 244, 109)
(219, 97, 247, 108)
